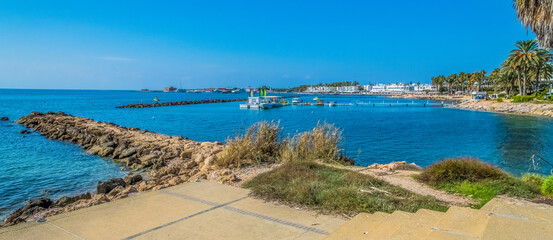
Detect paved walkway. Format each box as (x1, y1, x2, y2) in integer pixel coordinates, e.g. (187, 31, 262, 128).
(0, 181, 344, 240)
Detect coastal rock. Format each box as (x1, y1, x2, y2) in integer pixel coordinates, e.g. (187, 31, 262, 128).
(3, 198, 54, 226)
(97, 178, 126, 194)
(127, 156, 141, 167)
(55, 193, 92, 207)
(454, 100, 553, 118)
(20, 129, 31, 134)
(1, 117, 9, 121)
(367, 161, 421, 171)
(124, 174, 143, 185)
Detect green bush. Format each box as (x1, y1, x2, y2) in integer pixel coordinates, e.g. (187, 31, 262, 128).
(522, 173, 545, 187)
(541, 175, 553, 197)
(418, 158, 507, 186)
(512, 95, 534, 103)
(498, 93, 506, 98)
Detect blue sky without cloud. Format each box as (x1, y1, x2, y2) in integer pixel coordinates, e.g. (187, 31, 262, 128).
(0, 0, 536, 90)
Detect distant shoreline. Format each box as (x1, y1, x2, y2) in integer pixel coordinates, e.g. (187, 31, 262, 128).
(452, 99, 553, 118)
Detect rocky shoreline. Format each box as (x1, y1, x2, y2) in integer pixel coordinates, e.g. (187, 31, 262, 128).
(453, 100, 553, 118)
(2, 112, 239, 227)
(116, 98, 247, 108)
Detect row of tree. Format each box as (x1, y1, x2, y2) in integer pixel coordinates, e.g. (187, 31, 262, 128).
(431, 40, 552, 96)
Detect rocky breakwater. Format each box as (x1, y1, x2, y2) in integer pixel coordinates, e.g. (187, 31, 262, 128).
(454, 100, 553, 117)
(116, 99, 247, 108)
(3, 111, 234, 226)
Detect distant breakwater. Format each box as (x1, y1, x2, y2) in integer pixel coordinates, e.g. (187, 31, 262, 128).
(5, 112, 234, 227)
(116, 99, 247, 109)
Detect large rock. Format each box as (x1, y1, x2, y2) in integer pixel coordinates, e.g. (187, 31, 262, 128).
(0, 117, 9, 121)
(3, 198, 54, 225)
(127, 156, 141, 167)
(124, 174, 143, 185)
(55, 193, 92, 207)
(97, 178, 126, 194)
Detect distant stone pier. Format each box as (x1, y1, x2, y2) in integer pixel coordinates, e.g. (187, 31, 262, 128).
(116, 99, 247, 108)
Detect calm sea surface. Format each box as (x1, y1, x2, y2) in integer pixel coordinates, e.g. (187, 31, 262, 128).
(1, 89, 553, 220)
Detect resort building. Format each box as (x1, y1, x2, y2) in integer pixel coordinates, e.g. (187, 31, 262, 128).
(369, 84, 389, 93)
(306, 86, 338, 93)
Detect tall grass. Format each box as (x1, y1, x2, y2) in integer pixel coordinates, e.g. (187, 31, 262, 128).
(216, 121, 349, 168)
(215, 121, 281, 168)
(280, 122, 344, 164)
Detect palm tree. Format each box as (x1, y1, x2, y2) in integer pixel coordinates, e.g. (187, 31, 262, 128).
(514, 0, 553, 48)
(533, 49, 551, 94)
(507, 40, 539, 95)
(446, 73, 457, 94)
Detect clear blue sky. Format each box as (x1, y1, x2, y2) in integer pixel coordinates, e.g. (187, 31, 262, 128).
(0, 0, 535, 90)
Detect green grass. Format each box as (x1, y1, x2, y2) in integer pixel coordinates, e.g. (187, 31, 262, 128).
(244, 161, 448, 216)
(418, 158, 542, 208)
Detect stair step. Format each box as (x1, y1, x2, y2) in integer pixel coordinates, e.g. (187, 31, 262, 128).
(427, 206, 488, 238)
(388, 209, 445, 240)
(325, 212, 390, 240)
(481, 214, 553, 240)
(365, 211, 414, 240)
(426, 230, 479, 240)
(481, 197, 553, 223)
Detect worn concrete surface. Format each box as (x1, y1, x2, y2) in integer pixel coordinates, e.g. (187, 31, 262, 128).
(0, 181, 344, 240)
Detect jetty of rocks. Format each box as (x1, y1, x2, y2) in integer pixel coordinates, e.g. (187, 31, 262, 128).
(5, 111, 233, 226)
(116, 98, 247, 108)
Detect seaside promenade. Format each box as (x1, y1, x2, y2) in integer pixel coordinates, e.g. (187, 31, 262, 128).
(0, 181, 344, 240)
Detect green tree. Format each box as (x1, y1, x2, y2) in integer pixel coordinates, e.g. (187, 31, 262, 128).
(514, 0, 553, 48)
(506, 40, 539, 95)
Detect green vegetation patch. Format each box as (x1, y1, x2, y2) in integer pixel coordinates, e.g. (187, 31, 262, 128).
(542, 175, 553, 197)
(244, 161, 448, 216)
(418, 158, 541, 208)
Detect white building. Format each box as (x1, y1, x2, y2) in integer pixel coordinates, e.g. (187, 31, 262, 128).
(306, 86, 337, 93)
(413, 84, 437, 92)
(337, 86, 359, 93)
(370, 84, 388, 93)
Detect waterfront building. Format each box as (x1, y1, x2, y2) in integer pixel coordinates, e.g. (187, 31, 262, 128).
(164, 86, 177, 92)
(370, 84, 388, 93)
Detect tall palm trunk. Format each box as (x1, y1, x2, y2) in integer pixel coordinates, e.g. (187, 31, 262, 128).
(523, 71, 528, 96)
(517, 70, 523, 96)
(535, 66, 541, 95)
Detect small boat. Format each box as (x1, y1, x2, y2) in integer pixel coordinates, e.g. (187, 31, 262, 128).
(241, 96, 284, 109)
(280, 99, 290, 106)
(304, 102, 312, 106)
(313, 97, 319, 101)
(292, 98, 303, 105)
(316, 99, 325, 106)
(328, 101, 337, 107)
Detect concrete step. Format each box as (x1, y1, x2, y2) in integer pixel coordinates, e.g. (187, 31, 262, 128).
(426, 206, 488, 239)
(481, 214, 553, 240)
(481, 197, 553, 223)
(388, 209, 444, 240)
(365, 211, 414, 240)
(324, 212, 390, 240)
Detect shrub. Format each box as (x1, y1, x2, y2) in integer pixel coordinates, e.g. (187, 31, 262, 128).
(542, 175, 553, 197)
(512, 95, 534, 103)
(522, 173, 545, 187)
(418, 158, 507, 186)
(215, 121, 281, 168)
(280, 122, 344, 164)
(498, 93, 506, 98)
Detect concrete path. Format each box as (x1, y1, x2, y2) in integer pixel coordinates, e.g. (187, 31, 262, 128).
(0, 181, 344, 240)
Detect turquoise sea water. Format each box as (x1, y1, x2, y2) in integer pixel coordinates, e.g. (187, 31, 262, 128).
(1, 89, 553, 220)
